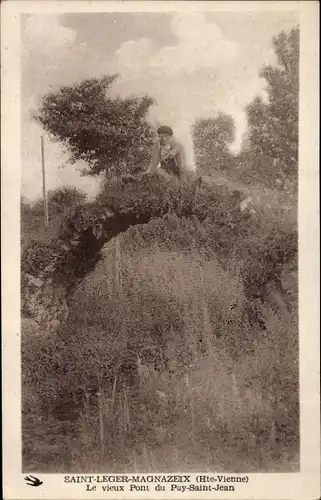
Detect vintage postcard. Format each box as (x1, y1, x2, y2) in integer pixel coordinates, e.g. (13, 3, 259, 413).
(1, 1, 320, 499)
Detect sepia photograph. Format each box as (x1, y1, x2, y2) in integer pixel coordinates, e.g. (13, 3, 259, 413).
(20, 7, 301, 474)
(1, 1, 320, 499)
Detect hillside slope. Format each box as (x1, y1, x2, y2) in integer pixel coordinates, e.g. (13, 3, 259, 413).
(21, 175, 298, 473)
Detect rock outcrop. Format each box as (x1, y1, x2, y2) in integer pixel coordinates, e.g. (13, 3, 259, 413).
(22, 273, 69, 331)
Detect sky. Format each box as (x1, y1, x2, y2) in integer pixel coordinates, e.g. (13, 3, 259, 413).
(21, 10, 299, 201)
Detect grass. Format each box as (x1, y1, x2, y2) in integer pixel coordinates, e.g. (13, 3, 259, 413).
(22, 233, 299, 473)
(63, 311, 298, 474)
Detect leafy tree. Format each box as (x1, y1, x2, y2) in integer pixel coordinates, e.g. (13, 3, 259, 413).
(244, 27, 299, 188)
(34, 76, 155, 178)
(192, 113, 235, 176)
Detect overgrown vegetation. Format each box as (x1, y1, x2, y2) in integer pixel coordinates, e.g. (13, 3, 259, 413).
(22, 207, 298, 471)
(22, 26, 299, 473)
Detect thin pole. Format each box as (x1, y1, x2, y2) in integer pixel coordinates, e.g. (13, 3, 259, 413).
(41, 134, 49, 227)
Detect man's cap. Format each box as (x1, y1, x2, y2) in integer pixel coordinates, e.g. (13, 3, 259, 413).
(157, 125, 173, 136)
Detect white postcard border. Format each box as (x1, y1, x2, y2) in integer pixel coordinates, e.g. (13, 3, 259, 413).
(1, 2, 320, 499)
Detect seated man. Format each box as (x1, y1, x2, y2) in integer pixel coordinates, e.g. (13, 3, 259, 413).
(145, 125, 186, 180)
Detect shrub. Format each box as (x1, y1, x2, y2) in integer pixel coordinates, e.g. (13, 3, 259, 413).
(95, 175, 197, 219)
(21, 239, 61, 277)
(47, 186, 87, 214)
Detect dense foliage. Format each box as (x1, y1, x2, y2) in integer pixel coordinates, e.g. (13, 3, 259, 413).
(34, 76, 155, 178)
(47, 186, 87, 212)
(22, 239, 60, 276)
